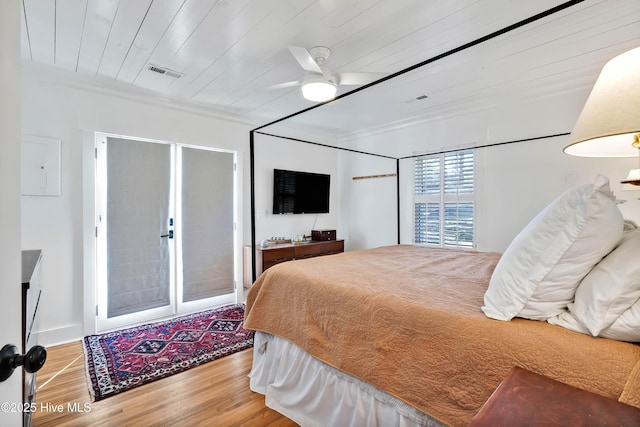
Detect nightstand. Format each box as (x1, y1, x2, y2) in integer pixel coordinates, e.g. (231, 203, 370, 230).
(469, 366, 640, 426)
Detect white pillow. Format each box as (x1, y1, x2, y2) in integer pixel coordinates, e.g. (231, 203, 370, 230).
(550, 300, 640, 342)
(547, 306, 640, 342)
(547, 310, 590, 335)
(599, 299, 640, 342)
(482, 174, 623, 321)
(549, 230, 640, 336)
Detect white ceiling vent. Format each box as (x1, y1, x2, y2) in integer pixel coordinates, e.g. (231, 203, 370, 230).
(404, 94, 429, 104)
(148, 65, 183, 79)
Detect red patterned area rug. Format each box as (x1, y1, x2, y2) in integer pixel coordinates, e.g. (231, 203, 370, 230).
(82, 303, 253, 401)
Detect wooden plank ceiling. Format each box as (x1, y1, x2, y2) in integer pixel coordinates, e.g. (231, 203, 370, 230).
(21, 0, 640, 144)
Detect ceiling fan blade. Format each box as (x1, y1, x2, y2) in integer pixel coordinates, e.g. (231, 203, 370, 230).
(337, 72, 387, 85)
(288, 46, 322, 74)
(263, 80, 300, 90)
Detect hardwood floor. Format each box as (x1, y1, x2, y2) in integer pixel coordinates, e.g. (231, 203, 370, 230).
(32, 341, 298, 426)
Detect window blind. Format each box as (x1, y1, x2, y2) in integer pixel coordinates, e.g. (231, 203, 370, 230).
(414, 150, 474, 248)
(414, 202, 440, 245)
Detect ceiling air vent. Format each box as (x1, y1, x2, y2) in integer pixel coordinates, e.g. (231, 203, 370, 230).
(404, 94, 429, 104)
(148, 64, 183, 79)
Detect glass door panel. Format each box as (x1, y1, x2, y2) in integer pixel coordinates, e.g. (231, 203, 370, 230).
(178, 147, 235, 311)
(96, 135, 175, 331)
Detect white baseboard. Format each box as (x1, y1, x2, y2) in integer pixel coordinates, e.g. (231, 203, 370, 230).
(36, 324, 84, 347)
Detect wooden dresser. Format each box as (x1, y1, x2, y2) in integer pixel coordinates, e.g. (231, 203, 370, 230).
(469, 366, 640, 426)
(244, 240, 344, 287)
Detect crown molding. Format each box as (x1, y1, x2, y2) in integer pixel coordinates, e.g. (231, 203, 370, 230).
(337, 76, 595, 146)
(21, 61, 259, 128)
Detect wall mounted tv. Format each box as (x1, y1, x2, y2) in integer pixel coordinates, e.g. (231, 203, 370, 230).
(273, 169, 330, 214)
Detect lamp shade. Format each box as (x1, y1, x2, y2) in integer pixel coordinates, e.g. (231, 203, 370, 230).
(564, 46, 640, 157)
(621, 169, 640, 185)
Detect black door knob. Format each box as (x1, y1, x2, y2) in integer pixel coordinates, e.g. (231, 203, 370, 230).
(0, 344, 47, 382)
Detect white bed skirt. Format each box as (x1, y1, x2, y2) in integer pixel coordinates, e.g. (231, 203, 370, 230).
(249, 332, 444, 427)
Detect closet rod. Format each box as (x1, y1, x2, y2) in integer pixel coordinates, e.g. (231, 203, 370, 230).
(352, 173, 397, 180)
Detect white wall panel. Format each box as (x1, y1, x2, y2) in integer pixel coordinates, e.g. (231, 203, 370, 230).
(22, 0, 55, 64)
(75, 0, 119, 74)
(338, 153, 397, 251)
(55, 0, 87, 71)
(96, 1, 153, 79)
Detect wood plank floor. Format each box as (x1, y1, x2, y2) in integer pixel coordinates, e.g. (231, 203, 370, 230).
(32, 341, 298, 427)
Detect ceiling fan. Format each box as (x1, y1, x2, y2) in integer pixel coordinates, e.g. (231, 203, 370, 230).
(271, 46, 387, 102)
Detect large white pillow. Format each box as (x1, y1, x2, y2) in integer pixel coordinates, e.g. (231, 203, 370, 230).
(549, 230, 640, 336)
(482, 174, 623, 321)
(571, 230, 640, 335)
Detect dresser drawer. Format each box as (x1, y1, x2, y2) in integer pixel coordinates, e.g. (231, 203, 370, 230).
(294, 243, 324, 258)
(245, 240, 345, 287)
(263, 258, 292, 270)
(322, 240, 344, 254)
(262, 247, 295, 262)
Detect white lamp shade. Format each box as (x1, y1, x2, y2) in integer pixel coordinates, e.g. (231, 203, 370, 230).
(564, 46, 640, 157)
(622, 169, 640, 185)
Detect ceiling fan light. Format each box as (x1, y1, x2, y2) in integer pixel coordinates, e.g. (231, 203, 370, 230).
(301, 81, 337, 102)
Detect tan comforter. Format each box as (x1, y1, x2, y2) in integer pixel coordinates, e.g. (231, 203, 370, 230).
(244, 245, 640, 426)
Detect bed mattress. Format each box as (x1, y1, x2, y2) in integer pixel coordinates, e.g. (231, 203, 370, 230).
(245, 245, 640, 426)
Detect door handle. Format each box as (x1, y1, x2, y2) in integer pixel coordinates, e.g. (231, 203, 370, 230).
(160, 230, 174, 239)
(0, 344, 47, 382)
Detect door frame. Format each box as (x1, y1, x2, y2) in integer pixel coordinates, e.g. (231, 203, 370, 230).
(83, 131, 243, 335)
(95, 133, 177, 332)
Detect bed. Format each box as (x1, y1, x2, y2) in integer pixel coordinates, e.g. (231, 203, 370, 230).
(244, 176, 640, 426)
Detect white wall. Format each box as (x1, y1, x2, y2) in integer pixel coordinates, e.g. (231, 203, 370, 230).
(21, 65, 253, 346)
(350, 88, 640, 253)
(0, 1, 25, 422)
(253, 133, 340, 242)
(338, 152, 398, 251)
(477, 137, 640, 252)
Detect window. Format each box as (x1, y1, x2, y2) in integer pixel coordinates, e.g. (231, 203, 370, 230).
(414, 150, 474, 248)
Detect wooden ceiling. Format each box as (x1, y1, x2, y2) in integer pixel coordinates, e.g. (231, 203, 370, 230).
(21, 0, 640, 142)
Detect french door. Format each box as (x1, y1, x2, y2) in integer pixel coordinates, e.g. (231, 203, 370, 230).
(95, 133, 237, 331)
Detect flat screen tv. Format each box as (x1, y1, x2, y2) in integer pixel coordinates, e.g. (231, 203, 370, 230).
(273, 169, 330, 214)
